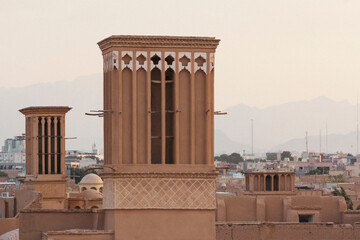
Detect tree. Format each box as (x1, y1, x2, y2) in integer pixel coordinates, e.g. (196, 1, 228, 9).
(328, 175, 347, 183)
(70, 167, 97, 184)
(356, 205, 360, 210)
(281, 151, 294, 161)
(0, 171, 8, 177)
(214, 153, 244, 164)
(332, 186, 353, 210)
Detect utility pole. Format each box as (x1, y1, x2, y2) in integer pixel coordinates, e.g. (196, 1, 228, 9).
(326, 121, 328, 154)
(319, 129, 321, 154)
(357, 98, 359, 156)
(251, 119, 254, 155)
(306, 131, 308, 153)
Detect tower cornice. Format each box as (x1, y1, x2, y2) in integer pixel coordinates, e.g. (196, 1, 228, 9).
(98, 35, 220, 51)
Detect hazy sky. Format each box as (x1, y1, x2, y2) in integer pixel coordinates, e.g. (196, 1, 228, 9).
(1, 0, 360, 109)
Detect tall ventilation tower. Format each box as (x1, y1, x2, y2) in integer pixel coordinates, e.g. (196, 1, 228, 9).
(98, 35, 220, 239)
(19, 106, 71, 209)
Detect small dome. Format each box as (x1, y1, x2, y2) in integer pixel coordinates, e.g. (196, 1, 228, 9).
(80, 173, 103, 184)
(73, 189, 103, 200)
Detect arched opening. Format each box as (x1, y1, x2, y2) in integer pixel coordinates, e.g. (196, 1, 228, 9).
(165, 68, 174, 164)
(91, 206, 99, 210)
(99, 187, 103, 193)
(246, 174, 249, 191)
(273, 175, 279, 191)
(74, 206, 81, 209)
(151, 67, 162, 164)
(90, 187, 96, 191)
(266, 175, 272, 191)
(81, 187, 87, 192)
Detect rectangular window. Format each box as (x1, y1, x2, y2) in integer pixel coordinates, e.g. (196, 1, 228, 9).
(298, 214, 314, 222)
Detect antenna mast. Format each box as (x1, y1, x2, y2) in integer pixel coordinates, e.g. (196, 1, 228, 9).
(357, 97, 359, 156)
(326, 121, 328, 154)
(306, 131, 308, 153)
(251, 119, 254, 155)
(319, 129, 321, 154)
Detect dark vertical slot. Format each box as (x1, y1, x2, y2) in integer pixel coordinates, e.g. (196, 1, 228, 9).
(44, 118, 48, 174)
(266, 175, 272, 191)
(151, 67, 161, 164)
(38, 117, 42, 174)
(50, 117, 55, 174)
(165, 68, 174, 164)
(57, 117, 61, 174)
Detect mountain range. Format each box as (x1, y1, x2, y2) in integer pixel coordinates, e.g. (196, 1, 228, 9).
(0, 75, 358, 155)
(215, 96, 358, 154)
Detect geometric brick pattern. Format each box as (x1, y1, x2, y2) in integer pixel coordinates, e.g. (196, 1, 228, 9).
(103, 178, 216, 210)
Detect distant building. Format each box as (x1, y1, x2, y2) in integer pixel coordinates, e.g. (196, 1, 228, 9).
(0, 135, 26, 171)
(266, 152, 281, 161)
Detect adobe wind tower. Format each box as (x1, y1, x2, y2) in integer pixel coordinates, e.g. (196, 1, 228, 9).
(98, 35, 220, 239)
(20, 106, 71, 209)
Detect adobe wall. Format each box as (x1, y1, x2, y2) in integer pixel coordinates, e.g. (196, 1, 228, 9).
(19, 209, 104, 240)
(104, 209, 215, 240)
(216, 195, 257, 221)
(15, 189, 41, 211)
(342, 211, 360, 225)
(296, 189, 324, 196)
(43, 230, 113, 240)
(0, 197, 15, 218)
(0, 217, 18, 236)
(216, 222, 360, 240)
(216, 194, 346, 223)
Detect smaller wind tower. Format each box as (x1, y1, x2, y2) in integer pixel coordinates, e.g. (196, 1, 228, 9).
(20, 106, 71, 209)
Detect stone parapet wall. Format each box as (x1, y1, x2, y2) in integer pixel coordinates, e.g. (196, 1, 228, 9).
(42, 230, 114, 240)
(19, 209, 105, 240)
(343, 211, 360, 225)
(216, 222, 360, 240)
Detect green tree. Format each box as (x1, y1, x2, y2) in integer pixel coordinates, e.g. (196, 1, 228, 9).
(214, 153, 243, 164)
(70, 167, 97, 184)
(281, 151, 294, 161)
(332, 186, 353, 210)
(328, 175, 347, 183)
(356, 205, 360, 210)
(0, 171, 8, 177)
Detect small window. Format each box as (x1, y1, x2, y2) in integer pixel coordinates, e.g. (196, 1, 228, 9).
(299, 214, 313, 222)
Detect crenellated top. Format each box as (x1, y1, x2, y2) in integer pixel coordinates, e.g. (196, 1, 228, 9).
(98, 35, 220, 51)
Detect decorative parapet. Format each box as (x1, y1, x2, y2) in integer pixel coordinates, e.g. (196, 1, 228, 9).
(103, 172, 217, 210)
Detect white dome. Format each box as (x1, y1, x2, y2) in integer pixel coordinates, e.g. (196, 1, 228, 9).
(80, 173, 103, 184)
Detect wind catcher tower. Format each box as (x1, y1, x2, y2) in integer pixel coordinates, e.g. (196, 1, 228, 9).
(20, 106, 71, 209)
(98, 35, 220, 239)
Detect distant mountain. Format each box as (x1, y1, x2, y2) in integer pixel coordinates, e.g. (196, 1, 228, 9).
(1, 78, 357, 155)
(215, 96, 358, 154)
(272, 131, 358, 154)
(0, 74, 103, 152)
